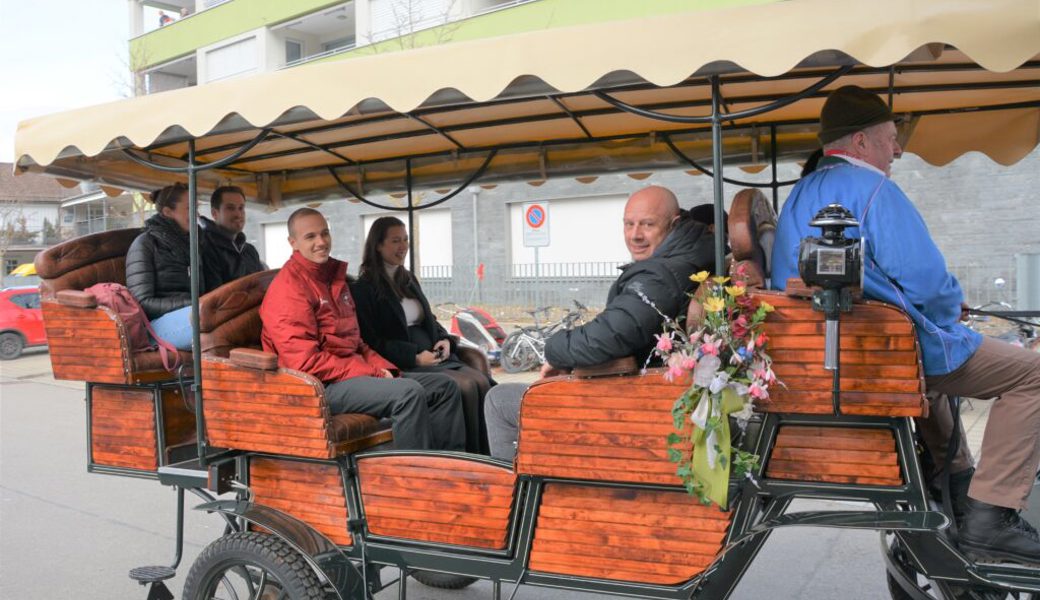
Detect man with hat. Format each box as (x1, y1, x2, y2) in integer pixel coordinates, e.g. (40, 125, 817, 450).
(772, 85, 1040, 564)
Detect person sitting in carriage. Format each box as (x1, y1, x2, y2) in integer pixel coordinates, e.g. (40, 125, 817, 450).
(484, 185, 716, 459)
(199, 185, 266, 286)
(259, 208, 466, 451)
(771, 85, 1040, 564)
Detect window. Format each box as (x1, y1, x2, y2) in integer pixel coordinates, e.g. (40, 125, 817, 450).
(205, 36, 258, 83)
(285, 39, 303, 64)
(263, 222, 292, 269)
(4, 259, 16, 275)
(9, 293, 40, 309)
(370, 0, 452, 42)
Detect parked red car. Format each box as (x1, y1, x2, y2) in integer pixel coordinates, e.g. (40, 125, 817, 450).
(0, 287, 46, 359)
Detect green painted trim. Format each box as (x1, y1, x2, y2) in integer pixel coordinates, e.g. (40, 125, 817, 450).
(131, 0, 345, 70)
(316, 0, 778, 62)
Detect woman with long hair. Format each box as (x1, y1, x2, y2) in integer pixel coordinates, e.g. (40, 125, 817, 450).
(125, 183, 219, 350)
(352, 216, 493, 453)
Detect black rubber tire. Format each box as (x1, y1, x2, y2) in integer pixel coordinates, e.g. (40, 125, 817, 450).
(182, 532, 324, 600)
(411, 570, 479, 590)
(500, 332, 536, 373)
(0, 332, 24, 360)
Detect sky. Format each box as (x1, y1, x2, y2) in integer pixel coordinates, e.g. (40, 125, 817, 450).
(0, 0, 130, 163)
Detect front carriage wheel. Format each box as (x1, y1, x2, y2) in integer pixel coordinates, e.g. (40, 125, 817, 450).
(182, 532, 324, 600)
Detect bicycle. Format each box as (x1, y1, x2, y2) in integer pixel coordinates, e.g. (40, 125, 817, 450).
(499, 300, 587, 373)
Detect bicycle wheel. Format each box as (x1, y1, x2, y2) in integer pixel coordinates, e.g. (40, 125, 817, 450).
(500, 332, 535, 373)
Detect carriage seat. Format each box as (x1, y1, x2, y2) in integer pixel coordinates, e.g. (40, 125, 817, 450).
(201, 348, 392, 458)
(36, 228, 193, 384)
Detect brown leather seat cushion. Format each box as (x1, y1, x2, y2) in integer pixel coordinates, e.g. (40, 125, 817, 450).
(36, 229, 141, 298)
(131, 350, 195, 374)
(329, 413, 388, 443)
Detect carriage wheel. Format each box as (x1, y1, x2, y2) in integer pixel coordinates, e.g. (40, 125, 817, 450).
(411, 570, 479, 589)
(182, 532, 324, 600)
(500, 333, 536, 373)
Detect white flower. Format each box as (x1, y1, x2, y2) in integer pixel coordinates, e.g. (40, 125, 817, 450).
(693, 354, 721, 388)
(729, 382, 750, 397)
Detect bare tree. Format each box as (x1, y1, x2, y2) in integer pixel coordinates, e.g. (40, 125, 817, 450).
(0, 199, 25, 276)
(372, 0, 463, 51)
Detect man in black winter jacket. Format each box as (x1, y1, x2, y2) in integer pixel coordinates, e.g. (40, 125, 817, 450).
(485, 186, 716, 459)
(200, 186, 266, 287)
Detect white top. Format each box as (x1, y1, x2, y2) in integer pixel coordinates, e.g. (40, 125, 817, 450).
(402, 298, 423, 326)
(386, 263, 424, 326)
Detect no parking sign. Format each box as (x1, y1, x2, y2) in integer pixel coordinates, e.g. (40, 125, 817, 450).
(522, 201, 550, 247)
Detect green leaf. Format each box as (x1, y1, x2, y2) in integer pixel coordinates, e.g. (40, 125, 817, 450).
(667, 448, 683, 463)
(666, 432, 682, 445)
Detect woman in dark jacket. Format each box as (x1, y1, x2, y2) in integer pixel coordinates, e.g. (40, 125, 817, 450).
(352, 216, 493, 453)
(125, 183, 218, 350)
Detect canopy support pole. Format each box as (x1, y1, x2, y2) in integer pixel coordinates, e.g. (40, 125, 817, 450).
(770, 125, 780, 213)
(406, 159, 416, 274)
(710, 76, 726, 277)
(186, 140, 208, 465)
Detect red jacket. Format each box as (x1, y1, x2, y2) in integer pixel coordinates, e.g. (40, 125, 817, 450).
(260, 251, 395, 384)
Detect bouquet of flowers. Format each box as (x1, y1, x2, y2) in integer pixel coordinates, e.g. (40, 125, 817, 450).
(648, 264, 778, 508)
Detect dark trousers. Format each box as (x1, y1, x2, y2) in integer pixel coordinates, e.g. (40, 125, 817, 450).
(325, 373, 466, 451)
(411, 364, 492, 454)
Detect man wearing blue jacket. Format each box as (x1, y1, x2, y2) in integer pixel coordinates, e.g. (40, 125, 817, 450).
(772, 86, 1040, 564)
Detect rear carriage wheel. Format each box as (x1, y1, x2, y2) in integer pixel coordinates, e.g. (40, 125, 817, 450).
(182, 532, 324, 600)
(500, 333, 537, 373)
(411, 570, 479, 589)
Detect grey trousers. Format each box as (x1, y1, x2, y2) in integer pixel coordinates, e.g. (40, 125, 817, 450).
(325, 372, 466, 451)
(484, 383, 528, 460)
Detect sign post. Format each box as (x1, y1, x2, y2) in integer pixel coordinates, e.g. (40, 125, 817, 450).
(522, 202, 550, 310)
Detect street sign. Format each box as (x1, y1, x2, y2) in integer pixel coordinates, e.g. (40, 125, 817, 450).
(522, 201, 550, 247)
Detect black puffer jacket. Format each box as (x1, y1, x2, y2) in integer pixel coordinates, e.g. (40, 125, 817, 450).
(544, 213, 715, 369)
(126, 214, 219, 320)
(199, 216, 266, 287)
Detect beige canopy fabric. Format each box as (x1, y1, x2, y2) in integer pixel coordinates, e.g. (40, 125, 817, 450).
(13, 0, 1040, 206)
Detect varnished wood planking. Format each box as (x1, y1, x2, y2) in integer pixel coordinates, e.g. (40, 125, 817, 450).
(249, 457, 351, 546)
(90, 387, 157, 470)
(43, 302, 130, 384)
(765, 426, 903, 486)
(357, 455, 516, 549)
(202, 357, 336, 459)
(528, 484, 731, 585)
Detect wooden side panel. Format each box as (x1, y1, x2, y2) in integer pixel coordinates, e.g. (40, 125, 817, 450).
(43, 301, 131, 384)
(357, 455, 517, 549)
(517, 376, 688, 485)
(249, 457, 351, 546)
(160, 386, 197, 450)
(765, 426, 903, 486)
(750, 291, 927, 417)
(529, 484, 732, 585)
(91, 386, 157, 471)
(202, 357, 334, 459)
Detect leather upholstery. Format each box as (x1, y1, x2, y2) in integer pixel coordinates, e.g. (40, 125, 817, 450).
(329, 413, 386, 443)
(229, 348, 278, 370)
(728, 189, 777, 281)
(56, 290, 98, 308)
(198, 269, 278, 356)
(35, 229, 140, 298)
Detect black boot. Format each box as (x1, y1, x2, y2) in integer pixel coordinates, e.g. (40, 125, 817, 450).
(960, 497, 1040, 565)
(928, 467, 974, 523)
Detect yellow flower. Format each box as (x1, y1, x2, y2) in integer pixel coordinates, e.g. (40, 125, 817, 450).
(759, 301, 775, 313)
(689, 271, 710, 283)
(712, 276, 731, 285)
(704, 297, 726, 313)
(725, 285, 746, 297)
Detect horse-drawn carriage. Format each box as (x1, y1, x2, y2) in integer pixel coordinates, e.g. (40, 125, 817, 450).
(15, 0, 1040, 598)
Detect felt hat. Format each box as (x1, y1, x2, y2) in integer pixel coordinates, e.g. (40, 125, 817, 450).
(818, 85, 896, 144)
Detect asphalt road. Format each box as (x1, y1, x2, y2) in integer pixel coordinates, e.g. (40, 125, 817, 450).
(1, 352, 893, 599)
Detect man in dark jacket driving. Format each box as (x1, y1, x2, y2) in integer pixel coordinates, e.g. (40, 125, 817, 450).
(485, 185, 715, 459)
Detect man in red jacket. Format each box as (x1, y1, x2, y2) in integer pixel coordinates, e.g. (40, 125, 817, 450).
(260, 208, 464, 450)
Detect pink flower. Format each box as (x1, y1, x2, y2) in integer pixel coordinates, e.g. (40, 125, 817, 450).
(749, 382, 769, 401)
(655, 334, 673, 353)
(666, 364, 686, 382)
(681, 355, 697, 370)
(700, 342, 719, 356)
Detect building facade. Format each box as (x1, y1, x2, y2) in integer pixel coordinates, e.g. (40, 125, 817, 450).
(114, 0, 1038, 311)
(0, 163, 80, 285)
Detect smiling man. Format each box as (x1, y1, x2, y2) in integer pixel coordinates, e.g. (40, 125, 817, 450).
(200, 186, 265, 286)
(259, 208, 465, 450)
(484, 186, 716, 459)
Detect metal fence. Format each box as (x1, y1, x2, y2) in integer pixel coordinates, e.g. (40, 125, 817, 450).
(417, 260, 1024, 318)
